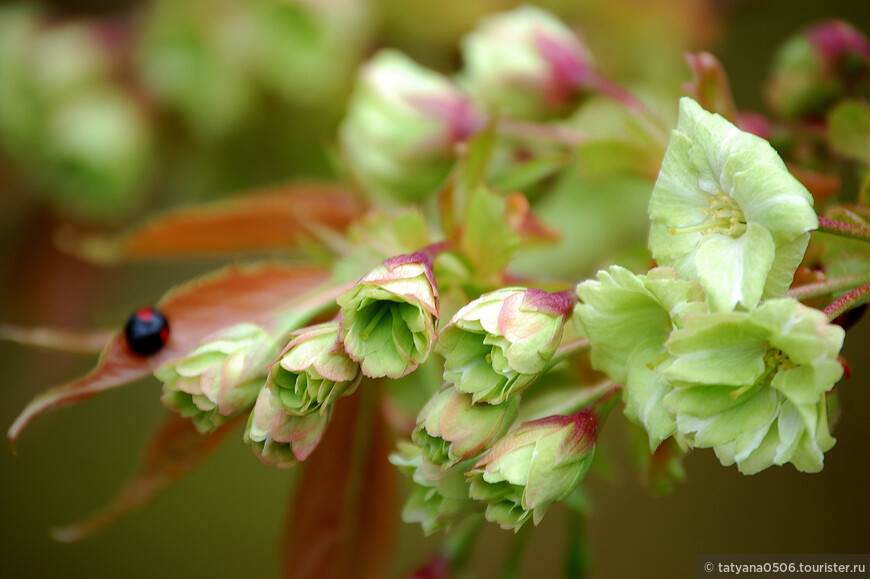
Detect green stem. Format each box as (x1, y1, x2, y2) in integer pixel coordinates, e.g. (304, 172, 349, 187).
(499, 523, 533, 579)
(443, 516, 483, 574)
(824, 282, 870, 322)
(565, 508, 591, 579)
(550, 338, 591, 367)
(270, 280, 354, 336)
(817, 216, 870, 243)
(499, 119, 591, 147)
(787, 271, 870, 300)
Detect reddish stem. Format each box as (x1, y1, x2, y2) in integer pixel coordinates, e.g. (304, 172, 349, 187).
(817, 216, 870, 243)
(823, 281, 870, 321)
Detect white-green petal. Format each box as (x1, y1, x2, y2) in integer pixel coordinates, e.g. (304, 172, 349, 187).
(625, 340, 677, 451)
(694, 222, 775, 312)
(764, 233, 810, 299)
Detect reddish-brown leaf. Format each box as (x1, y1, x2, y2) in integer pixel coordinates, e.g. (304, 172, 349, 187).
(0, 324, 113, 354)
(8, 263, 333, 448)
(59, 182, 366, 263)
(282, 390, 397, 579)
(51, 413, 241, 542)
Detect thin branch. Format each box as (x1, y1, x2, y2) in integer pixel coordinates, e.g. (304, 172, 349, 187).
(817, 216, 870, 243)
(824, 282, 870, 322)
(787, 272, 870, 300)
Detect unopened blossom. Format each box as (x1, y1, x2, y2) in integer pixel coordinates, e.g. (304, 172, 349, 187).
(339, 49, 483, 202)
(648, 97, 818, 312)
(244, 385, 332, 469)
(391, 441, 481, 535)
(412, 385, 519, 467)
(468, 410, 599, 531)
(662, 298, 844, 474)
(766, 20, 870, 120)
(460, 5, 596, 119)
(338, 249, 439, 379)
(267, 321, 361, 416)
(574, 266, 706, 450)
(157, 323, 277, 433)
(439, 287, 573, 404)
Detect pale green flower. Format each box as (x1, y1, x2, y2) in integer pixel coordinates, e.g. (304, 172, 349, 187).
(157, 323, 277, 433)
(460, 5, 595, 119)
(390, 442, 481, 534)
(648, 97, 818, 312)
(413, 385, 519, 467)
(439, 287, 573, 404)
(574, 266, 706, 450)
(467, 410, 598, 531)
(244, 385, 332, 469)
(338, 250, 439, 379)
(339, 49, 483, 202)
(267, 322, 361, 416)
(662, 298, 844, 473)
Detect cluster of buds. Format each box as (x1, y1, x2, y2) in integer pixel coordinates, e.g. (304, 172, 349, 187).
(391, 282, 600, 533)
(339, 5, 638, 203)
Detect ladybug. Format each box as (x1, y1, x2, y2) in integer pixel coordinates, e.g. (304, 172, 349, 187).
(124, 307, 170, 356)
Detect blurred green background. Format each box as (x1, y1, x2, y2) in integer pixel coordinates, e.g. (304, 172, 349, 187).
(2, 0, 869, 577)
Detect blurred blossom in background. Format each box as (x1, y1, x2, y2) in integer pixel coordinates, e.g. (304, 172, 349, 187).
(1, 0, 868, 578)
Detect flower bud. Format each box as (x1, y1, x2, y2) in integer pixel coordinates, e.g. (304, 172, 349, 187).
(467, 410, 599, 530)
(267, 321, 361, 416)
(244, 385, 332, 469)
(338, 250, 439, 379)
(339, 49, 483, 202)
(460, 6, 596, 119)
(390, 442, 481, 534)
(412, 385, 520, 467)
(157, 323, 277, 433)
(766, 20, 870, 120)
(438, 287, 573, 404)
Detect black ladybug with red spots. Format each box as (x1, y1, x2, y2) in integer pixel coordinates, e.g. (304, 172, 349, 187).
(124, 307, 170, 356)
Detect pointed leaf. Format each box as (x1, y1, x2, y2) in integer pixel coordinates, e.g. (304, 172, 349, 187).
(51, 413, 241, 542)
(0, 324, 112, 354)
(9, 263, 331, 447)
(282, 391, 396, 579)
(58, 182, 366, 263)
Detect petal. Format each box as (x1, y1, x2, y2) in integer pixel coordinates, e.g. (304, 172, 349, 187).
(695, 223, 775, 312)
(625, 341, 677, 451)
(666, 315, 768, 386)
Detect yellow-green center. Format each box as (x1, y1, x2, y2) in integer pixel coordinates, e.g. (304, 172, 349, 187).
(671, 191, 747, 238)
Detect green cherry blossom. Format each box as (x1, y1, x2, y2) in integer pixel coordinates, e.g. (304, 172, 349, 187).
(648, 97, 818, 312)
(412, 384, 520, 467)
(266, 321, 361, 417)
(574, 266, 706, 450)
(156, 323, 277, 433)
(390, 442, 481, 534)
(662, 298, 844, 474)
(244, 385, 332, 469)
(438, 287, 574, 405)
(338, 249, 439, 379)
(467, 410, 599, 531)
